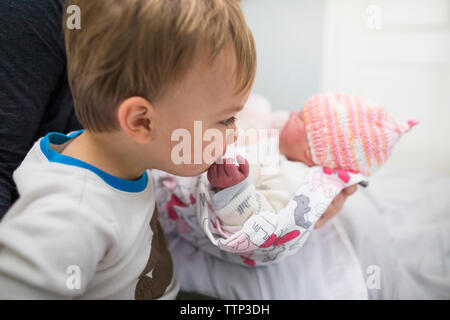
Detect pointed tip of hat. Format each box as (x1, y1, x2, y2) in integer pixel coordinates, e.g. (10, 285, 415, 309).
(408, 119, 419, 127)
(402, 119, 419, 133)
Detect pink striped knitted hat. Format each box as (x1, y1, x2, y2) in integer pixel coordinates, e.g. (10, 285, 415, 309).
(302, 92, 418, 176)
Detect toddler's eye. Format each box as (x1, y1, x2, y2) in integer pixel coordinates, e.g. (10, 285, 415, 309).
(219, 116, 236, 127)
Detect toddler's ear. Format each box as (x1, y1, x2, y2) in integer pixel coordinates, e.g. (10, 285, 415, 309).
(117, 96, 154, 144)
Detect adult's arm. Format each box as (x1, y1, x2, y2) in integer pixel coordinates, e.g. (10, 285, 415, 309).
(0, 0, 79, 218)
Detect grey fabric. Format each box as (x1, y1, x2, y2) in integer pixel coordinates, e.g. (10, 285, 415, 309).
(0, 0, 81, 219)
(211, 177, 251, 210)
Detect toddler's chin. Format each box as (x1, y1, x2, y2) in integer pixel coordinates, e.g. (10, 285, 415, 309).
(163, 163, 212, 177)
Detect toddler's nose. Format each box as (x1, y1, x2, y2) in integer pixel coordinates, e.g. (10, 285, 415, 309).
(226, 127, 239, 145)
(233, 130, 239, 143)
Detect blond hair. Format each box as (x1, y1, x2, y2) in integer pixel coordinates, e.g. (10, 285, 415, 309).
(63, 0, 257, 132)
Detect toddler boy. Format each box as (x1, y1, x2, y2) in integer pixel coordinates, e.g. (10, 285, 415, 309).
(0, 0, 256, 299)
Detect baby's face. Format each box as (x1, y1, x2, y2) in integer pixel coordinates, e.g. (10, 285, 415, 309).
(279, 110, 315, 166)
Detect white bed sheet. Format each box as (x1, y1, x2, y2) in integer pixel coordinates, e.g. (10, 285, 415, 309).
(167, 168, 450, 299)
(339, 168, 450, 299)
(168, 217, 369, 299)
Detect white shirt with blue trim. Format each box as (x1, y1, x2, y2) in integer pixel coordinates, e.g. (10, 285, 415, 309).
(0, 131, 179, 299)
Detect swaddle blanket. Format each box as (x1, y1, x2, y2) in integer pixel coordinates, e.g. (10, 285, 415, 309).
(195, 166, 367, 266)
(153, 152, 368, 267)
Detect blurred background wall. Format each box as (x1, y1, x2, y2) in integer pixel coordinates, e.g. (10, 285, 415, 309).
(241, 0, 325, 110)
(242, 0, 450, 173)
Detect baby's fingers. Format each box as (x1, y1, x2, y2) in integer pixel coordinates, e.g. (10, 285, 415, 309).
(217, 162, 228, 178)
(342, 185, 357, 196)
(236, 155, 249, 177)
(223, 161, 239, 177)
(207, 164, 219, 185)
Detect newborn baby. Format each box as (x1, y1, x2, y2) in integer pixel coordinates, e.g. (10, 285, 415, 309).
(279, 92, 418, 176)
(207, 92, 417, 227)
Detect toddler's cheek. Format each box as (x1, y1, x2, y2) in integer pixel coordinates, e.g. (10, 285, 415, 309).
(201, 137, 227, 165)
(211, 128, 237, 162)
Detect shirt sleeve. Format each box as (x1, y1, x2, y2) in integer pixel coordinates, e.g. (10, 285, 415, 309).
(0, 0, 69, 219)
(0, 199, 117, 299)
(211, 177, 274, 226)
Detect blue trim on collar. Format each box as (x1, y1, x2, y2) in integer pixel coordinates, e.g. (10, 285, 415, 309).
(40, 130, 148, 193)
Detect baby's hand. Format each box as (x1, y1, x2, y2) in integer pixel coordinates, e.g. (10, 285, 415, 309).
(207, 155, 249, 189)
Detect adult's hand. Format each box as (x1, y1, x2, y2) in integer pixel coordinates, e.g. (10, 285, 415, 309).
(314, 185, 358, 229)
